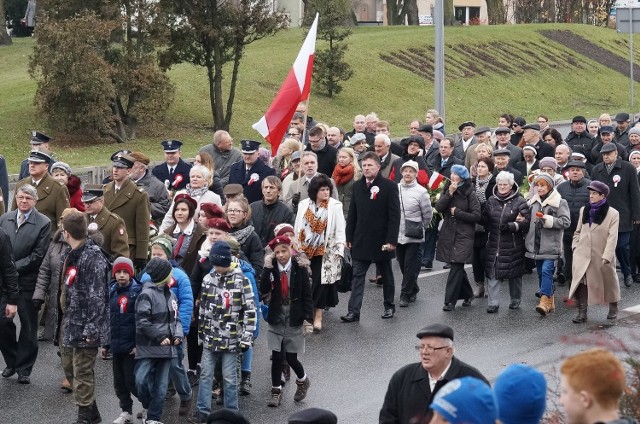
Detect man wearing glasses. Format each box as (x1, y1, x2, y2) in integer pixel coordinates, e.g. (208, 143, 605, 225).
(510, 116, 527, 146)
(538, 115, 550, 131)
(379, 323, 487, 424)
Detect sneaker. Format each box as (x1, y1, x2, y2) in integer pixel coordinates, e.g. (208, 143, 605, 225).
(112, 412, 133, 424)
(268, 387, 282, 407)
(144, 420, 164, 424)
(187, 370, 199, 387)
(294, 377, 311, 402)
(239, 374, 251, 396)
(178, 398, 192, 416)
(189, 411, 207, 424)
(136, 409, 147, 420)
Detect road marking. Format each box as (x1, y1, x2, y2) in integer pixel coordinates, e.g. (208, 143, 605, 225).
(623, 304, 640, 313)
(419, 264, 472, 278)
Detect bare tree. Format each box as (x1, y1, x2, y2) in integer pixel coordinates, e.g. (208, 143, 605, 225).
(0, 0, 13, 45)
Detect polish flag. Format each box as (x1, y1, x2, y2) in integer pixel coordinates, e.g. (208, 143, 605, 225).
(252, 14, 319, 155)
(428, 171, 445, 190)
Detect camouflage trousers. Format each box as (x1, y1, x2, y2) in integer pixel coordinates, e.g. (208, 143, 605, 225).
(59, 330, 98, 407)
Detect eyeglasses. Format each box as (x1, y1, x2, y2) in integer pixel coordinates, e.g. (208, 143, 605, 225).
(227, 209, 244, 214)
(287, 133, 299, 137)
(16, 196, 35, 201)
(414, 345, 449, 353)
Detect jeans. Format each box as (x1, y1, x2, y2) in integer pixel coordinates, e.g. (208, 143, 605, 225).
(396, 243, 421, 296)
(169, 343, 192, 401)
(347, 259, 395, 315)
(616, 231, 631, 278)
(536, 259, 555, 297)
(421, 227, 439, 266)
(241, 346, 253, 373)
(135, 358, 171, 421)
(196, 349, 238, 415)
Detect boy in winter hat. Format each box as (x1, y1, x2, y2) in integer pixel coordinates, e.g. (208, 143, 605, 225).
(429, 376, 497, 424)
(103, 256, 142, 424)
(494, 363, 546, 424)
(134, 257, 183, 424)
(191, 241, 256, 423)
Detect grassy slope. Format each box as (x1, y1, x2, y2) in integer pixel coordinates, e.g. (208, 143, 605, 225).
(0, 24, 639, 171)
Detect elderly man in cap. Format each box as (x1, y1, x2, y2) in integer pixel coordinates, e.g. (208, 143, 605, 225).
(416, 124, 440, 173)
(152, 139, 192, 191)
(280, 151, 302, 201)
(379, 323, 488, 424)
(228, 139, 276, 204)
(199, 130, 243, 187)
(592, 126, 627, 164)
(494, 126, 521, 166)
(129, 151, 171, 226)
(0, 184, 51, 384)
(493, 148, 523, 186)
(349, 133, 369, 162)
(521, 123, 554, 160)
(103, 152, 151, 273)
(18, 131, 57, 180)
(565, 116, 595, 156)
(452, 121, 476, 161)
(389, 135, 430, 185)
(614, 112, 631, 147)
(12, 148, 70, 238)
(83, 185, 129, 259)
(463, 126, 491, 169)
(591, 142, 640, 287)
(375, 134, 401, 179)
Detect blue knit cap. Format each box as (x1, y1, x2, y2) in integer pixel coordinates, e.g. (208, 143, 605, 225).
(450, 164, 470, 181)
(430, 377, 497, 424)
(209, 241, 232, 267)
(494, 364, 547, 424)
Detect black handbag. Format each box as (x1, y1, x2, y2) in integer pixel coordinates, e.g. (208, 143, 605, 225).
(336, 250, 353, 293)
(400, 187, 424, 239)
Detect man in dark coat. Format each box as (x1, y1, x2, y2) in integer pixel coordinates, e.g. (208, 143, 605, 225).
(129, 152, 171, 226)
(250, 176, 295, 247)
(305, 126, 337, 177)
(342, 152, 400, 322)
(614, 112, 631, 147)
(433, 137, 463, 179)
(0, 184, 51, 384)
(564, 116, 595, 161)
(493, 149, 523, 186)
(494, 126, 522, 166)
(556, 161, 591, 286)
(379, 324, 488, 424)
(452, 121, 476, 161)
(152, 139, 192, 191)
(591, 143, 640, 287)
(0, 227, 19, 354)
(416, 124, 440, 173)
(388, 135, 429, 186)
(228, 140, 276, 204)
(591, 126, 627, 164)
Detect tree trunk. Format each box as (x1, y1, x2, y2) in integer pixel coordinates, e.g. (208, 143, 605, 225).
(443, 0, 455, 25)
(486, 0, 505, 23)
(387, 0, 399, 25)
(0, 0, 13, 46)
(224, 48, 242, 131)
(404, 0, 420, 25)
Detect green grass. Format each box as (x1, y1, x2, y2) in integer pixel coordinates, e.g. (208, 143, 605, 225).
(1, 23, 640, 172)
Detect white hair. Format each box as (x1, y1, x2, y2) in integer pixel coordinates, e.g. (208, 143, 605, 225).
(495, 171, 515, 185)
(190, 164, 211, 182)
(375, 134, 391, 146)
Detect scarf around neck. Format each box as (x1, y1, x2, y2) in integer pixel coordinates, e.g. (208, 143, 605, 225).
(475, 176, 492, 204)
(186, 185, 209, 199)
(589, 198, 607, 226)
(231, 224, 255, 245)
(332, 163, 355, 186)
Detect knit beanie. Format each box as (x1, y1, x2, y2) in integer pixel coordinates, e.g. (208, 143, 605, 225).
(150, 234, 173, 259)
(227, 237, 241, 256)
(450, 164, 470, 181)
(630, 127, 640, 136)
(209, 241, 232, 267)
(274, 223, 294, 237)
(430, 377, 497, 424)
(538, 156, 558, 170)
(534, 173, 555, 189)
(207, 409, 250, 424)
(113, 257, 134, 277)
(145, 257, 173, 285)
(494, 364, 547, 424)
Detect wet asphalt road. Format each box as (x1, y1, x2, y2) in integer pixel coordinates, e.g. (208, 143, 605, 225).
(2, 261, 640, 424)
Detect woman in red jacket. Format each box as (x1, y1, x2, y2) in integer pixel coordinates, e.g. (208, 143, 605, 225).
(51, 162, 85, 212)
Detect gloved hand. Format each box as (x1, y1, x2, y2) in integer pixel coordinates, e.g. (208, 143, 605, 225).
(134, 259, 147, 271)
(32, 299, 44, 311)
(291, 193, 301, 208)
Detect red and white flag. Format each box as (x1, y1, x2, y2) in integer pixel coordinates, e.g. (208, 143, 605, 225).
(252, 14, 319, 155)
(428, 171, 445, 190)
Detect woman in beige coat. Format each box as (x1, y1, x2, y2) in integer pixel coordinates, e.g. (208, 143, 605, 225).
(568, 180, 620, 323)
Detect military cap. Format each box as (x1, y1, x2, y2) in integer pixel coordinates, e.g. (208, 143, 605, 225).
(112, 152, 135, 169)
(474, 126, 491, 135)
(600, 126, 614, 134)
(458, 121, 476, 131)
(240, 139, 260, 153)
(521, 123, 540, 131)
(416, 124, 433, 134)
(288, 408, 338, 424)
(600, 143, 617, 154)
(82, 184, 104, 203)
(110, 150, 132, 161)
(615, 112, 630, 122)
(30, 131, 51, 145)
(494, 127, 511, 135)
(223, 183, 243, 196)
(493, 148, 511, 156)
(161, 139, 183, 153)
(416, 323, 454, 341)
(28, 149, 53, 164)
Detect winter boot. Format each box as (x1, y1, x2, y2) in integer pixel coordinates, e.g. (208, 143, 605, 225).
(267, 387, 282, 407)
(239, 371, 251, 396)
(75, 405, 93, 424)
(90, 401, 101, 424)
(572, 285, 588, 323)
(536, 295, 551, 316)
(293, 376, 311, 402)
(472, 282, 485, 298)
(607, 302, 618, 320)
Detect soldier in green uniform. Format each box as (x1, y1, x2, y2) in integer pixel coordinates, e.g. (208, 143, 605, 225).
(83, 185, 129, 259)
(103, 153, 150, 274)
(11, 149, 69, 238)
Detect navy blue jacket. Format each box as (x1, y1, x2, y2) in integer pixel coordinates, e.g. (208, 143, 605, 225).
(108, 279, 142, 354)
(152, 158, 192, 191)
(228, 159, 276, 204)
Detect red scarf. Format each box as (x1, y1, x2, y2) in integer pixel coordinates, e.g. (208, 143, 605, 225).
(332, 163, 355, 186)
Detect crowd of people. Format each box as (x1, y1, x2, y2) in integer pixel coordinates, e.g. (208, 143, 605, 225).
(0, 105, 638, 424)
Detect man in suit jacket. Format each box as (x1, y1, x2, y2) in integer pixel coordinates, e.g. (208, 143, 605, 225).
(342, 152, 400, 322)
(228, 140, 276, 204)
(103, 153, 150, 272)
(83, 185, 129, 259)
(152, 139, 192, 191)
(494, 126, 522, 166)
(452, 121, 476, 162)
(417, 124, 440, 173)
(12, 149, 69, 238)
(434, 138, 463, 179)
(375, 134, 400, 179)
(0, 184, 51, 384)
(380, 324, 488, 424)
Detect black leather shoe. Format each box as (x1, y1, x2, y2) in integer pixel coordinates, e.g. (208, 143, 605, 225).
(1, 367, 15, 378)
(340, 313, 359, 323)
(462, 299, 472, 307)
(442, 303, 455, 312)
(17, 374, 30, 384)
(381, 309, 394, 319)
(443, 263, 451, 269)
(624, 275, 633, 288)
(486, 305, 499, 314)
(509, 300, 521, 309)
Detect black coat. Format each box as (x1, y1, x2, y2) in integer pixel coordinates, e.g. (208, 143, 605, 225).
(305, 142, 338, 177)
(565, 131, 595, 162)
(152, 158, 192, 191)
(228, 159, 276, 204)
(260, 257, 313, 326)
(0, 227, 19, 304)
(482, 185, 531, 279)
(494, 165, 523, 187)
(379, 357, 488, 424)
(346, 173, 400, 261)
(230, 225, 264, 278)
(389, 155, 429, 186)
(591, 158, 640, 232)
(108, 279, 142, 355)
(434, 154, 464, 179)
(514, 159, 539, 179)
(532, 140, 555, 160)
(556, 178, 591, 242)
(250, 200, 295, 247)
(435, 180, 481, 264)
